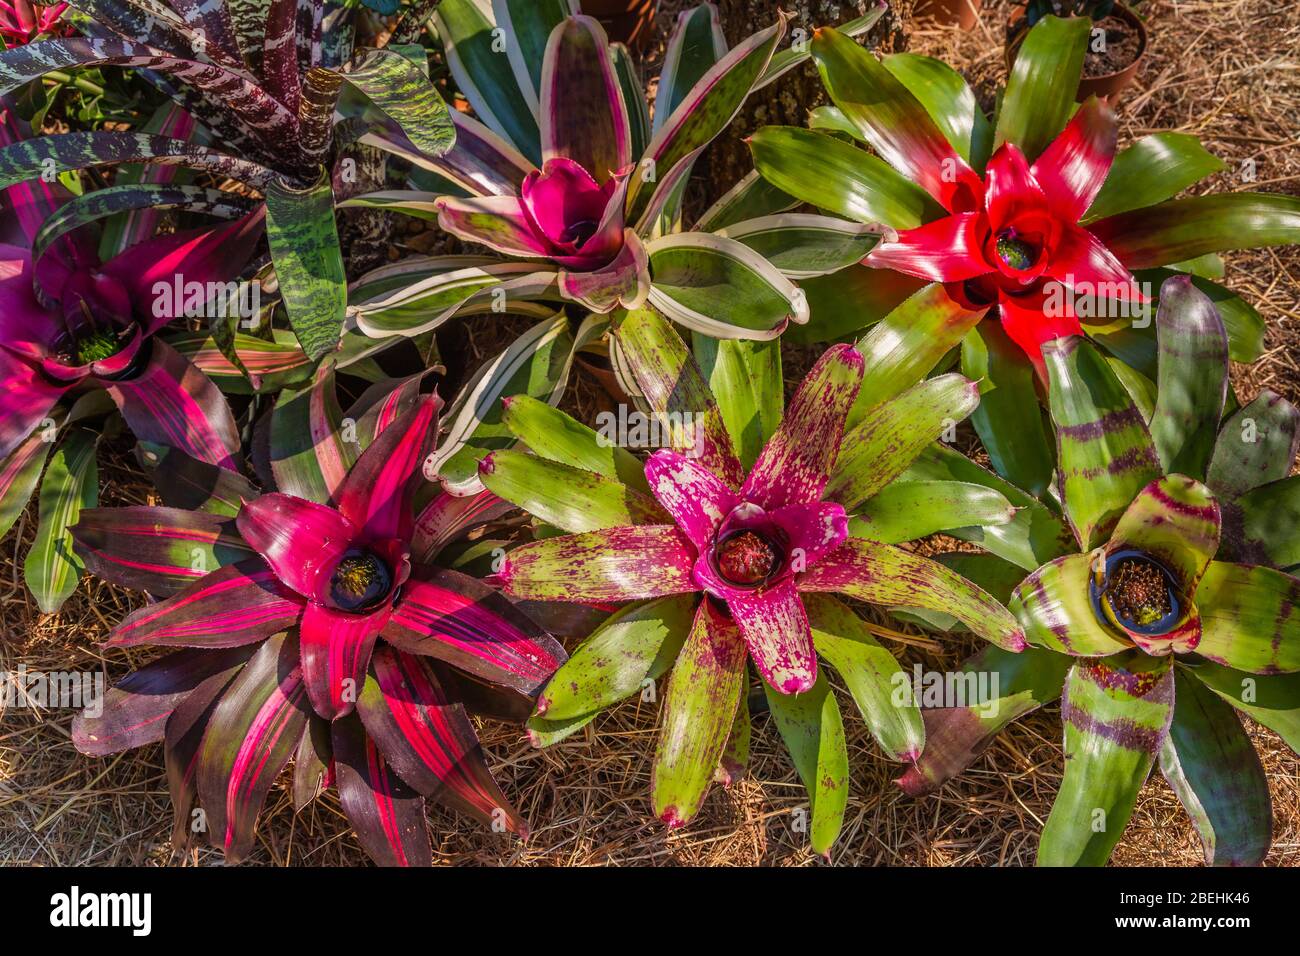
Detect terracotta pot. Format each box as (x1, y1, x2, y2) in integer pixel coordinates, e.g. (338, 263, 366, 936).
(582, 0, 658, 51)
(1006, 2, 1148, 102)
(914, 0, 982, 31)
(574, 350, 631, 407)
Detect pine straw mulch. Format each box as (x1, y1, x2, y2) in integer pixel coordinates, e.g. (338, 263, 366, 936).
(1, 0, 1298, 867)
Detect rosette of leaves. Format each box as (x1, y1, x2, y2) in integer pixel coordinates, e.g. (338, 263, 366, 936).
(474, 307, 1025, 855)
(749, 14, 1300, 505)
(344, 1, 888, 346)
(0, 100, 264, 612)
(898, 275, 1300, 867)
(69, 369, 565, 865)
(0, 0, 455, 360)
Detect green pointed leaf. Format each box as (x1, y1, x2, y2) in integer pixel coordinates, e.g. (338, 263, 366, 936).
(429, 312, 579, 494)
(897, 644, 1069, 795)
(850, 283, 984, 421)
(1225, 476, 1300, 569)
(827, 373, 980, 510)
(536, 594, 696, 723)
(764, 672, 849, 856)
(1148, 277, 1229, 478)
(882, 51, 992, 170)
(654, 2, 725, 132)
(1090, 193, 1300, 270)
(1083, 133, 1227, 223)
(961, 320, 1055, 499)
(902, 443, 1074, 570)
(1038, 654, 1174, 867)
(491, 0, 576, 103)
(1158, 668, 1271, 867)
(1207, 390, 1300, 500)
(806, 593, 923, 762)
(611, 43, 650, 162)
(652, 600, 747, 828)
(715, 683, 751, 787)
(693, 336, 782, 473)
(748, 126, 943, 230)
(0, 427, 54, 541)
(1192, 663, 1300, 752)
(996, 14, 1090, 161)
(480, 449, 665, 533)
(434, 0, 541, 163)
(1134, 268, 1264, 364)
(847, 480, 1015, 545)
(715, 213, 881, 279)
(645, 232, 807, 339)
(1193, 561, 1300, 675)
(1044, 336, 1161, 550)
(501, 393, 649, 491)
(24, 429, 97, 614)
(266, 170, 347, 361)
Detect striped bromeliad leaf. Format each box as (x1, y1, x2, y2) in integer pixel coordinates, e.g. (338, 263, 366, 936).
(747, 13, 1300, 497)
(70, 374, 565, 866)
(901, 282, 1300, 865)
(350, 1, 886, 342)
(480, 310, 1022, 854)
(0, 1, 455, 358)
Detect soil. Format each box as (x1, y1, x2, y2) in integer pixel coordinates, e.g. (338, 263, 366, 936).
(1083, 13, 1142, 77)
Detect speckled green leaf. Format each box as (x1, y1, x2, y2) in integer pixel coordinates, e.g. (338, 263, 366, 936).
(1044, 336, 1161, 550)
(763, 671, 848, 856)
(848, 480, 1015, 545)
(652, 599, 747, 828)
(501, 393, 648, 491)
(1134, 268, 1264, 364)
(1110, 475, 1221, 592)
(1038, 653, 1174, 867)
(806, 593, 923, 762)
(0, 427, 53, 542)
(1207, 390, 1300, 500)
(341, 48, 455, 159)
(827, 373, 980, 510)
(480, 449, 665, 533)
(1224, 476, 1300, 569)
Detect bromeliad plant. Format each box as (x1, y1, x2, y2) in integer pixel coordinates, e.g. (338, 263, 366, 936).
(0, 0, 454, 361)
(476, 308, 1025, 854)
(899, 275, 1300, 867)
(0, 100, 263, 612)
(750, 13, 1300, 501)
(345, 1, 887, 345)
(70, 371, 565, 866)
(0, 0, 67, 45)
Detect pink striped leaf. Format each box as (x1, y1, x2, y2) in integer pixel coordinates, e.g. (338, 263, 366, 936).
(331, 711, 433, 867)
(72, 645, 257, 757)
(105, 559, 304, 649)
(299, 599, 388, 720)
(383, 564, 565, 696)
(235, 493, 356, 601)
(359, 647, 526, 835)
(71, 505, 254, 596)
(196, 633, 312, 862)
(269, 361, 357, 505)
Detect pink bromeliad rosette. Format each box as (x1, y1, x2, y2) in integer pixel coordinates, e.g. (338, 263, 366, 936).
(71, 379, 566, 866)
(478, 308, 1025, 854)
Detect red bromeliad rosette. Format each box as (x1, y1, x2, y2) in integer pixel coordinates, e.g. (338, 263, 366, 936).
(749, 14, 1300, 501)
(69, 374, 565, 866)
(477, 308, 1024, 854)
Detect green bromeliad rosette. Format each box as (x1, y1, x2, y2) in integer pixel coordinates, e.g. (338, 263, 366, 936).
(475, 307, 1029, 855)
(899, 274, 1300, 867)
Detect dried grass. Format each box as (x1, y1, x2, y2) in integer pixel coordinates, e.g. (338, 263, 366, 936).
(1, 0, 1297, 867)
